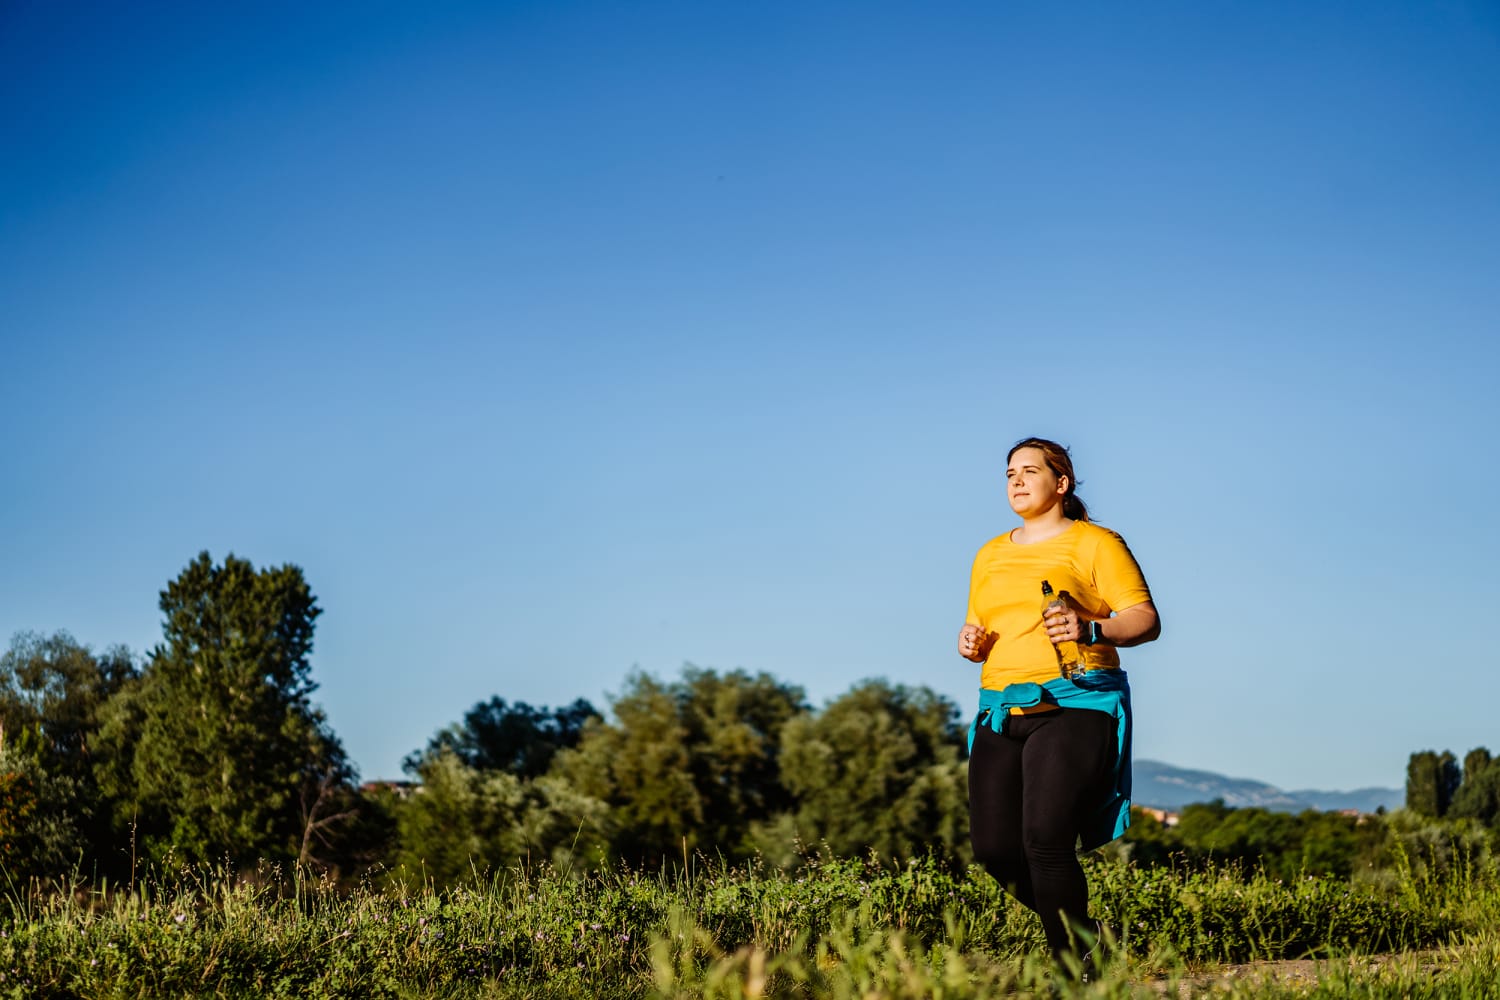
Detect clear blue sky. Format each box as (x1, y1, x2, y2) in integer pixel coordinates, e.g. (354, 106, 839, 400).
(4, 0, 1498, 792)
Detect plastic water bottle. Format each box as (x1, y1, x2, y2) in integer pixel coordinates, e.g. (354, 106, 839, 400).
(1041, 580, 1081, 677)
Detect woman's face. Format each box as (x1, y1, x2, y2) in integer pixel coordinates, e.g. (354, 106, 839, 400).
(1006, 446, 1068, 518)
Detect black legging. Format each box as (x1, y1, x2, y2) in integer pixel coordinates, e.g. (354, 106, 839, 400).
(968, 706, 1115, 957)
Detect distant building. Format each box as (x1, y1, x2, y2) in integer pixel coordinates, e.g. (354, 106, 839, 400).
(1138, 806, 1180, 827)
(360, 780, 418, 800)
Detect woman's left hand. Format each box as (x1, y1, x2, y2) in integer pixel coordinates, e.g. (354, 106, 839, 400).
(1043, 597, 1086, 645)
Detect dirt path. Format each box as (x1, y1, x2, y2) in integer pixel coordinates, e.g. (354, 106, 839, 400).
(1144, 951, 1446, 997)
(1149, 957, 1326, 996)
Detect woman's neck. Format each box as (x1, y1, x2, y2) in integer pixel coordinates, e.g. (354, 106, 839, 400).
(1011, 510, 1073, 545)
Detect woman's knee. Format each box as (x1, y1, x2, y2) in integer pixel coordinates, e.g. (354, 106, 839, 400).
(970, 834, 1027, 881)
(1020, 823, 1081, 870)
(976, 854, 1031, 901)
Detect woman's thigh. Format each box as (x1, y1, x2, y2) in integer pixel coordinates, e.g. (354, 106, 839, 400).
(968, 720, 1026, 854)
(1018, 708, 1115, 843)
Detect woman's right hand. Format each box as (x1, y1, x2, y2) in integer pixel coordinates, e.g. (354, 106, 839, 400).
(958, 623, 991, 662)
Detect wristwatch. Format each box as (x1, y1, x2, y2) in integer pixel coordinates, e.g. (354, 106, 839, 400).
(1084, 620, 1104, 646)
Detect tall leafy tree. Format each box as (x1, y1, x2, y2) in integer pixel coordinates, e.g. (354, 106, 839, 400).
(394, 695, 609, 883)
(1406, 750, 1462, 818)
(557, 674, 697, 863)
(1437, 751, 1461, 814)
(1451, 747, 1500, 828)
(553, 667, 805, 864)
(676, 667, 805, 848)
(393, 750, 528, 885)
(405, 697, 598, 779)
(0, 731, 87, 877)
(0, 631, 136, 772)
(773, 680, 968, 863)
(1464, 747, 1493, 781)
(392, 749, 610, 885)
(0, 632, 137, 876)
(96, 552, 353, 867)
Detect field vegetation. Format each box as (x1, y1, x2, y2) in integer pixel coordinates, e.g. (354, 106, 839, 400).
(7, 552, 1500, 996)
(2, 842, 1499, 998)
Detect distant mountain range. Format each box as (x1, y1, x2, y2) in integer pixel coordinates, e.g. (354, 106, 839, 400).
(1134, 759, 1401, 814)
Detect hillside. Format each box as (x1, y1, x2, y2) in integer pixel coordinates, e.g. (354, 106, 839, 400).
(1134, 759, 1400, 813)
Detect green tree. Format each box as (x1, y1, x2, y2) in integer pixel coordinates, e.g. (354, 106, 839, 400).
(1115, 807, 1181, 867)
(1204, 806, 1298, 868)
(1436, 751, 1462, 815)
(1169, 801, 1367, 880)
(0, 631, 137, 875)
(393, 751, 610, 885)
(1172, 800, 1292, 875)
(771, 680, 968, 863)
(1451, 747, 1500, 828)
(1136, 800, 1380, 880)
(1296, 810, 1360, 880)
(514, 772, 613, 872)
(96, 552, 353, 868)
(1463, 748, 1492, 782)
(553, 667, 805, 864)
(1374, 807, 1494, 880)
(1406, 750, 1462, 818)
(327, 782, 401, 880)
(0, 632, 137, 765)
(393, 750, 527, 885)
(405, 697, 598, 779)
(0, 731, 88, 877)
(0, 766, 38, 872)
(1170, 798, 1234, 856)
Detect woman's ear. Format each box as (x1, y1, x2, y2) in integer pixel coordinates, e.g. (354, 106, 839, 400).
(1056, 475, 1070, 495)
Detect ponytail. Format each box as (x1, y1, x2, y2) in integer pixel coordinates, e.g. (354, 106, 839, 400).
(1063, 493, 1089, 523)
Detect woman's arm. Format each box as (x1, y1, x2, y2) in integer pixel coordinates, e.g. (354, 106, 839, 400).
(1095, 601, 1160, 647)
(1045, 599, 1161, 648)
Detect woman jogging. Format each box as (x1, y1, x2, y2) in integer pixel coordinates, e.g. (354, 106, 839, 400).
(958, 437, 1160, 970)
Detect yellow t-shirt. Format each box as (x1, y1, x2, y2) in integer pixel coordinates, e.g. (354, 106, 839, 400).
(966, 520, 1152, 698)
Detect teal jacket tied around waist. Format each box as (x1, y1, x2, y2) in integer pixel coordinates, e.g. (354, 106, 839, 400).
(968, 669, 1133, 851)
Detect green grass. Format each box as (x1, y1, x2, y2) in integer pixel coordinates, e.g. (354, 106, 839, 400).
(0, 852, 1491, 998)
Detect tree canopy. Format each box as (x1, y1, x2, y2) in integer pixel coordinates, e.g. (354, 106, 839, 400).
(775, 679, 968, 863)
(0, 631, 135, 773)
(96, 552, 353, 867)
(404, 696, 598, 779)
(1407, 750, 1463, 819)
(0, 632, 137, 877)
(553, 667, 806, 864)
(3, 554, 1468, 888)
(1449, 747, 1500, 829)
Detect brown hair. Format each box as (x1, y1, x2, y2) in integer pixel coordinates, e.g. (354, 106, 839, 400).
(1006, 437, 1089, 522)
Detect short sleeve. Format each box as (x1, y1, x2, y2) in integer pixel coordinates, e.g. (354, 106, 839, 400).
(965, 546, 985, 625)
(1091, 529, 1152, 613)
